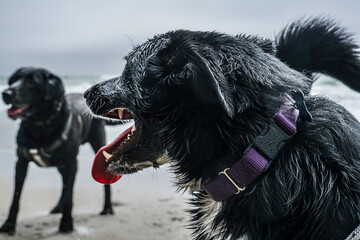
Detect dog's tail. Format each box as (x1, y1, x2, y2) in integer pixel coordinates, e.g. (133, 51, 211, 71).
(276, 17, 360, 92)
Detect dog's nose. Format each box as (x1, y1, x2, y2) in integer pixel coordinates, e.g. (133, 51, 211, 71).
(84, 88, 91, 99)
(2, 89, 14, 104)
(84, 87, 95, 99)
(84, 86, 101, 99)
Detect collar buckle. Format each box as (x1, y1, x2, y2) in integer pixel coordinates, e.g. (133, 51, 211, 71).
(253, 121, 294, 160)
(218, 168, 246, 194)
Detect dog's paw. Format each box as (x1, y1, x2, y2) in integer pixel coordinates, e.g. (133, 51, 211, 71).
(100, 207, 114, 215)
(0, 221, 16, 235)
(50, 204, 63, 214)
(59, 217, 73, 233)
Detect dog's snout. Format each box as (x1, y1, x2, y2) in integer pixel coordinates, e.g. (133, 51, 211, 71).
(84, 85, 112, 115)
(2, 89, 14, 104)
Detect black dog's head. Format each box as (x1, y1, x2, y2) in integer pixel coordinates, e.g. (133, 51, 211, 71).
(2, 67, 65, 121)
(85, 30, 310, 181)
(85, 75, 167, 182)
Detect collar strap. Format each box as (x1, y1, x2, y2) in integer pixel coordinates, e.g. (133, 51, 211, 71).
(203, 94, 300, 202)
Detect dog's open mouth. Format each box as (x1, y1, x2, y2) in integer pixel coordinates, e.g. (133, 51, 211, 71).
(92, 108, 141, 184)
(7, 105, 28, 119)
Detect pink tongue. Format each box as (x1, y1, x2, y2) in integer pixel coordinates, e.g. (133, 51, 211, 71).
(7, 107, 23, 117)
(92, 126, 133, 184)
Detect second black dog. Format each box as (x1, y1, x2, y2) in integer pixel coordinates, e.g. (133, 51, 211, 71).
(1, 67, 115, 234)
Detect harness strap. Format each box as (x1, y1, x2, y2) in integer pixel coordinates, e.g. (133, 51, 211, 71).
(77, 114, 84, 140)
(28, 149, 50, 167)
(19, 112, 74, 167)
(45, 112, 73, 152)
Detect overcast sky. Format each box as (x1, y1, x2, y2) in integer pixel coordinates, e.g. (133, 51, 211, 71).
(0, 0, 359, 76)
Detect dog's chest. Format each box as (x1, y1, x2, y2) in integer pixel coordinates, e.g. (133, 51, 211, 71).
(175, 177, 240, 239)
(188, 192, 248, 240)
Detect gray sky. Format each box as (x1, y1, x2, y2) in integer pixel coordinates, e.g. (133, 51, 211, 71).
(0, 0, 359, 76)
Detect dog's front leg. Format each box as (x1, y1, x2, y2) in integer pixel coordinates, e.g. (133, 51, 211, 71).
(100, 184, 114, 215)
(0, 158, 29, 235)
(57, 162, 77, 233)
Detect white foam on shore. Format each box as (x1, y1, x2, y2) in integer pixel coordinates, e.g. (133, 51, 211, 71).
(311, 76, 360, 120)
(76, 226, 94, 235)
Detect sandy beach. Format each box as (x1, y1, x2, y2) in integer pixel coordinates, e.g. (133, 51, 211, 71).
(0, 120, 191, 240)
(0, 77, 359, 240)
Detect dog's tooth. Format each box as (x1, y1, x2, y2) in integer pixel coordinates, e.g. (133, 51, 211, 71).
(127, 134, 131, 139)
(131, 125, 136, 134)
(118, 108, 124, 119)
(102, 150, 113, 161)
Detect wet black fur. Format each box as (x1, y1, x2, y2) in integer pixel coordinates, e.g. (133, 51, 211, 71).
(1, 67, 115, 234)
(85, 17, 360, 239)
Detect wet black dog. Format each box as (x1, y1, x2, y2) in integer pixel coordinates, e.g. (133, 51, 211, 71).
(1, 67, 115, 234)
(85, 18, 360, 240)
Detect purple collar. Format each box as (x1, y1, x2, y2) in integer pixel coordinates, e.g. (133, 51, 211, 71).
(203, 94, 300, 202)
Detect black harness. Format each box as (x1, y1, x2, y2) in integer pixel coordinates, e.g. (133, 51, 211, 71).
(18, 112, 83, 167)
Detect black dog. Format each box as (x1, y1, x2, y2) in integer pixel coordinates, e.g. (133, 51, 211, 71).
(85, 18, 360, 240)
(1, 67, 115, 234)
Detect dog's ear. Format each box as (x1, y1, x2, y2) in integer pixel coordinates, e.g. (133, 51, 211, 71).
(44, 71, 64, 100)
(189, 51, 236, 117)
(148, 40, 236, 117)
(8, 67, 27, 85)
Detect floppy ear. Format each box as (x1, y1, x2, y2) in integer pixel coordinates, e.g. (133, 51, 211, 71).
(149, 40, 236, 117)
(44, 72, 64, 100)
(8, 67, 27, 85)
(190, 51, 236, 117)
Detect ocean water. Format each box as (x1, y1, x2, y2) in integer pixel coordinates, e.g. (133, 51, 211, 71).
(311, 76, 360, 119)
(0, 74, 359, 118)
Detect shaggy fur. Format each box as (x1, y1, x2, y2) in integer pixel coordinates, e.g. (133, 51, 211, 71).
(85, 17, 360, 240)
(1, 68, 115, 234)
